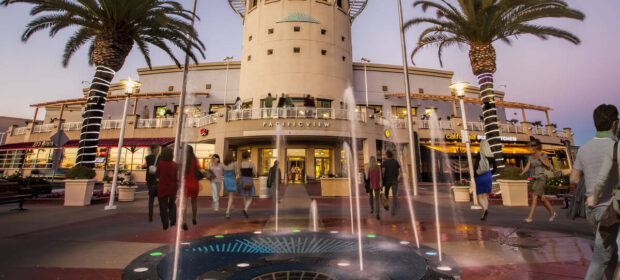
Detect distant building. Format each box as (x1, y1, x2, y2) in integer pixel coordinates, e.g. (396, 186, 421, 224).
(0, 0, 574, 183)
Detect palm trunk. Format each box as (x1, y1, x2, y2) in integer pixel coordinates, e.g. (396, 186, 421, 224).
(469, 44, 504, 173)
(75, 65, 115, 167)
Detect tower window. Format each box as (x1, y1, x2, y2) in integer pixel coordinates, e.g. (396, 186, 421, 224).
(341, 36, 345, 41)
(205, 84, 212, 89)
(382, 86, 389, 92)
(267, 49, 273, 55)
(321, 50, 327, 55)
(293, 47, 301, 53)
(418, 88, 424, 93)
(321, 29, 327, 35)
(168, 86, 174, 91)
(247, 55, 252, 61)
(294, 26, 300, 32)
(342, 56, 346, 61)
(268, 28, 274, 34)
(337, 0, 343, 8)
(249, 35, 253, 41)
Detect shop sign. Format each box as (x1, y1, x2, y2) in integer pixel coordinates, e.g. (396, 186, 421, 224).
(476, 135, 518, 142)
(445, 133, 517, 142)
(445, 133, 476, 141)
(33, 140, 54, 147)
(262, 121, 330, 128)
(200, 128, 209, 136)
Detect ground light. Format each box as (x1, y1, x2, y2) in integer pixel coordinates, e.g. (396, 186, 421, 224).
(215, 235, 225, 238)
(437, 266, 453, 271)
(292, 229, 300, 233)
(133, 267, 148, 272)
(400, 241, 410, 245)
(236, 263, 250, 268)
(149, 252, 162, 256)
(337, 262, 351, 267)
(366, 234, 376, 238)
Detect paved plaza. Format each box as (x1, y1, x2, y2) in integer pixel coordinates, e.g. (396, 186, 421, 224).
(0, 183, 592, 279)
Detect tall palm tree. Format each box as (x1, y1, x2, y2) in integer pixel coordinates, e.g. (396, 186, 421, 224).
(405, 0, 583, 170)
(2, 0, 205, 167)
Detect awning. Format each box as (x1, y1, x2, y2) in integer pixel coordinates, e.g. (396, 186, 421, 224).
(0, 138, 175, 150)
(423, 144, 535, 155)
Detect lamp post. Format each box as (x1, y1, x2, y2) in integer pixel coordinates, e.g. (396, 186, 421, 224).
(450, 82, 481, 209)
(361, 57, 370, 108)
(397, 0, 419, 196)
(223, 56, 233, 108)
(105, 78, 141, 210)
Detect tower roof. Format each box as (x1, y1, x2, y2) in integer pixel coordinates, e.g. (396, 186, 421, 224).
(228, 0, 368, 22)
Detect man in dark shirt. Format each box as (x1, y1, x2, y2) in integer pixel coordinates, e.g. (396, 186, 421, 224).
(267, 160, 282, 203)
(382, 150, 401, 216)
(145, 144, 160, 222)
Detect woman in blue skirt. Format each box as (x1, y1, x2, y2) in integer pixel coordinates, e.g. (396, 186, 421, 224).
(222, 152, 237, 219)
(237, 151, 256, 218)
(474, 140, 497, 221)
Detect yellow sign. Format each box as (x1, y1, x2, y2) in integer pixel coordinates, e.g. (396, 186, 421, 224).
(445, 133, 475, 141)
(384, 129, 391, 138)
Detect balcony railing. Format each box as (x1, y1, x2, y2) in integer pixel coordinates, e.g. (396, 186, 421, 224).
(32, 124, 55, 133)
(532, 127, 549, 136)
(501, 124, 523, 134)
(13, 127, 28, 135)
(101, 120, 123, 130)
(227, 108, 357, 121)
(556, 131, 568, 138)
(467, 122, 484, 131)
(62, 122, 82, 131)
(440, 121, 452, 130)
(137, 118, 174, 129)
(186, 114, 218, 127)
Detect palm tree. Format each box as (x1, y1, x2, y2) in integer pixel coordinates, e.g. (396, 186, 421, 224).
(2, 0, 205, 167)
(405, 0, 583, 170)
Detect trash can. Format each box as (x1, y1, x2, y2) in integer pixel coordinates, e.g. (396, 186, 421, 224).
(258, 176, 270, 198)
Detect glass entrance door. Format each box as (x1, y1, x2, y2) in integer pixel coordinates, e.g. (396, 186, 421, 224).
(287, 157, 305, 183)
(315, 158, 330, 179)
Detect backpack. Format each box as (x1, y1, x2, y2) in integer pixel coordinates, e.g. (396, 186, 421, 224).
(610, 141, 620, 215)
(598, 141, 620, 236)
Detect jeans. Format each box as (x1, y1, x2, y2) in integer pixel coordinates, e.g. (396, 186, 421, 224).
(147, 184, 157, 220)
(384, 180, 398, 216)
(158, 196, 177, 229)
(210, 181, 221, 210)
(585, 205, 618, 280)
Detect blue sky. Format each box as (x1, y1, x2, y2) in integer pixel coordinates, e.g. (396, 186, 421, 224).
(1, 0, 619, 145)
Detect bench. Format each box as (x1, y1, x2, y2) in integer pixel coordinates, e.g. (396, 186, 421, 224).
(0, 194, 33, 211)
(556, 185, 576, 209)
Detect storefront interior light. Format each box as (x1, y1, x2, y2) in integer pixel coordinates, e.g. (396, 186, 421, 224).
(121, 77, 142, 95)
(449, 82, 469, 97)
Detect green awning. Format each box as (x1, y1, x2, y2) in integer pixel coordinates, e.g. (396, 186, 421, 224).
(277, 12, 320, 24)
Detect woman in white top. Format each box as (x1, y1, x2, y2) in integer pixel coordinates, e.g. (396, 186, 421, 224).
(208, 154, 223, 211)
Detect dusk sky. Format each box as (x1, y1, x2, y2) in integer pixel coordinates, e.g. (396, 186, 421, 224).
(0, 0, 618, 145)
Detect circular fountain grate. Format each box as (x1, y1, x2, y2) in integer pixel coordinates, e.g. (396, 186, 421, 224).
(251, 270, 335, 280)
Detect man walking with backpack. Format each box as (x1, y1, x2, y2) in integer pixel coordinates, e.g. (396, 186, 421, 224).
(571, 104, 619, 279)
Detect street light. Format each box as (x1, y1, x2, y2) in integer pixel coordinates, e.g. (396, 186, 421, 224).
(449, 81, 481, 210)
(361, 57, 371, 108)
(105, 77, 141, 210)
(223, 56, 233, 108)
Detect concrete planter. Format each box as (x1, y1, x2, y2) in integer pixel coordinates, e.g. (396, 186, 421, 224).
(64, 179, 95, 206)
(451, 186, 471, 202)
(103, 183, 112, 194)
(118, 186, 137, 202)
(498, 180, 529, 206)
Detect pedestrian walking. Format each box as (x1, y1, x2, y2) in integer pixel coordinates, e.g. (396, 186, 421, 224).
(238, 151, 256, 218)
(366, 156, 382, 220)
(223, 152, 237, 219)
(233, 97, 242, 110)
(267, 160, 282, 203)
(145, 144, 160, 222)
(521, 138, 557, 222)
(474, 140, 496, 221)
(209, 154, 223, 211)
(155, 148, 177, 230)
(277, 94, 286, 117)
(181, 145, 202, 231)
(382, 150, 401, 216)
(573, 104, 619, 279)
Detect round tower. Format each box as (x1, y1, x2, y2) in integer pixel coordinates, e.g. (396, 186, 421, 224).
(229, 0, 368, 107)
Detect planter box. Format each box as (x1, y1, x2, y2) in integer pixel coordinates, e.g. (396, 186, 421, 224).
(118, 186, 137, 202)
(498, 180, 529, 206)
(103, 183, 112, 194)
(321, 178, 350, 196)
(64, 179, 95, 206)
(451, 186, 471, 202)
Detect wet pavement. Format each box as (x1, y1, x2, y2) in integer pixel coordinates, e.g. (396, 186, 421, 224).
(0, 183, 593, 279)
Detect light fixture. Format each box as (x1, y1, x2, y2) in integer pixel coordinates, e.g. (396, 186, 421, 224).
(400, 241, 410, 245)
(133, 267, 149, 272)
(121, 77, 142, 95)
(330, 230, 339, 234)
(237, 263, 250, 268)
(337, 261, 351, 267)
(449, 82, 470, 98)
(253, 231, 262, 234)
(437, 266, 452, 271)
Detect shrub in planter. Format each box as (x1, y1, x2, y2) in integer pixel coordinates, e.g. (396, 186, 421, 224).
(497, 167, 528, 180)
(66, 166, 96, 180)
(452, 179, 471, 202)
(118, 178, 138, 202)
(102, 175, 113, 194)
(64, 166, 96, 206)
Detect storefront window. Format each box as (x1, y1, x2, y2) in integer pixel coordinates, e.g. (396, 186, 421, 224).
(424, 108, 436, 116)
(0, 150, 24, 169)
(317, 99, 331, 108)
(356, 105, 383, 116)
(314, 149, 330, 178)
(107, 147, 147, 171)
(391, 106, 416, 119)
(260, 149, 278, 176)
(187, 143, 215, 169)
(154, 106, 168, 118)
(23, 148, 53, 169)
(209, 104, 231, 114)
(175, 105, 202, 118)
(61, 148, 77, 169)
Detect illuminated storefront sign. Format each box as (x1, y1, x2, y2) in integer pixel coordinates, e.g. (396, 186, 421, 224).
(445, 133, 517, 142)
(262, 121, 330, 128)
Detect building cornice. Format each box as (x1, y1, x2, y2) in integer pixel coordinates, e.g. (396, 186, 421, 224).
(352, 62, 454, 78)
(137, 62, 242, 75)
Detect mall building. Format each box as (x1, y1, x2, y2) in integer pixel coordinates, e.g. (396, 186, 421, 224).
(0, 0, 574, 183)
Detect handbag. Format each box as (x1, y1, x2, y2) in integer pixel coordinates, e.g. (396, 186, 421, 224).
(242, 181, 253, 191)
(205, 169, 216, 180)
(194, 164, 205, 180)
(364, 177, 370, 193)
(598, 141, 620, 236)
(380, 190, 389, 210)
(148, 155, 159, 175)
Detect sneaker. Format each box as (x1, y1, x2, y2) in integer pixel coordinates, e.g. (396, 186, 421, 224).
(523, 218, 533, 223)
(549, 212, 558, 222)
